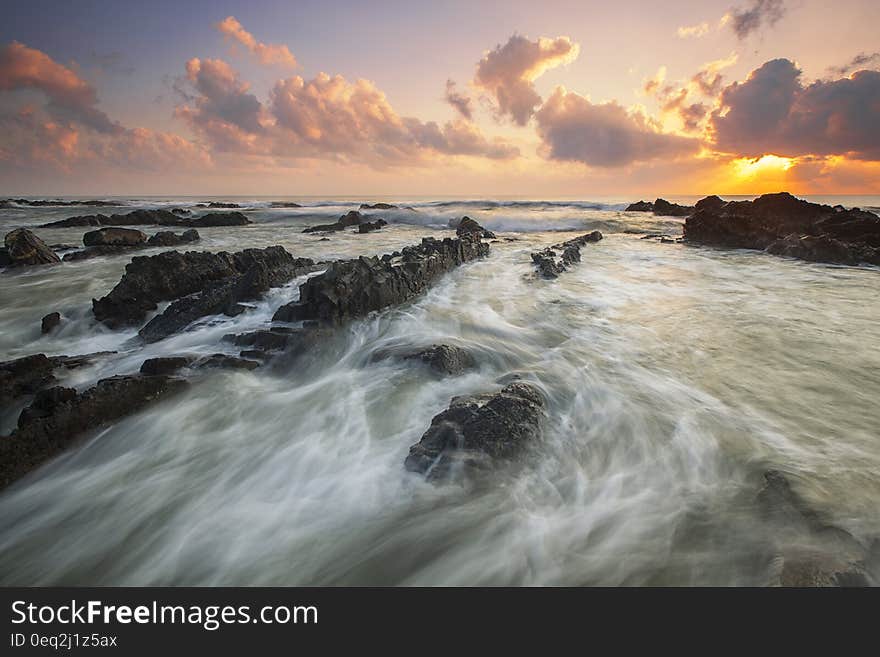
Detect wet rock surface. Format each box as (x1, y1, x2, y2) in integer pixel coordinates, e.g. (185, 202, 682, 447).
(0, 352, 116, 404)
(531, 231, 603, 278)
(401, 344, 476, 375)
(358, 219, 387, 233)
(1, 229, 61, 268)
(625, 198, 694, 216)
(454, 216, 496, 239)
(1, 198, 119, 208)
(41, 312, 61, 334)
(0, 374, 188, 490)
(93, 246, 313, 329)
(83, 227, 147, 247)
(146, 229, 200, 247)
(303, 210, 365, 233)
(40, 209, 251, 229)
(404, 382, 545, 479)
(274, 234, 489, 324)
(359, 203, 397, 210)
(684, 192, 880, 265)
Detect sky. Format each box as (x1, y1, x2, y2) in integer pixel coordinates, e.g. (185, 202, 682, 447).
(1, 0, 878, 196)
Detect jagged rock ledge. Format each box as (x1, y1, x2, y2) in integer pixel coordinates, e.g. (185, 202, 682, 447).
(1, 352, 116, 405)
(625, 198, 694, 217)
(684, 192, 880, 266)
(62, 228, 200, 262)
(303, 210, 367, 233)
(1, 229, 60, 269)
(93, 246, 316, 331)
(405, 382, 545, 480)
(531, 231, 603, 278)
(40, 209, 251, 229)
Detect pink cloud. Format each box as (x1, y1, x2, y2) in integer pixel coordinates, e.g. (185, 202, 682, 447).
(215, 16, 297, 68)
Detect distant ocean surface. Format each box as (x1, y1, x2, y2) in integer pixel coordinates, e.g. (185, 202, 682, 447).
(1, 195, 878, 585)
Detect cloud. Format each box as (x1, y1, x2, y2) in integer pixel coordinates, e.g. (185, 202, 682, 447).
(828, 52, 880, 77)
(677, 23, 710, 39)
(0, 41, 121, 133)
(725, 0, 786, 39)
(444, 79, 473, 120)
(474, 34, 579, 125)
(534, 86, 700, 167)
(215, 16, 297, 68)
(710, 58, 880, 160)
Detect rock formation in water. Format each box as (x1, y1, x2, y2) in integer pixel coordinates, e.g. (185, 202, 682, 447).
(357, 219, 387, 233)
(40, 209, 251, 229)
(303, 210, 366, 233)
(62, 228, 200, 261)
(756, 470, 873, 586)
(0, 374, 188, 490)
(684, 192, 880, 266)
(404, 382, 545, 479)
(625, 198, 694, 216)
(93, 246, 315, 331)
(359, 202, 397, 210)
(453, 216, 496, 239)
(403, 344, 476, 375)
(41, 312, 61, 334)
(1, 229, 61, 268)
(195, 202, 241, 209)
(0, 352, 116, 404)
(0, 199, 119, 208)
(531, 231, 603, 278)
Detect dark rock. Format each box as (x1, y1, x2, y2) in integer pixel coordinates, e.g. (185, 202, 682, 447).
(239, 349, 271, 361)
(137, 255, 318, 343)
(455, 216, 496, 239)
(0, 374, 188, 490)
(359, 203, 397, 210)
(171, 207, 191, 215)
(140, 356, 194, 376)
(2, 229, 61, 268)
(63, 245, 136, 262)
(40, 209, 181, 228)
(652, 198, 694, 217)
(186, 211, 251, 227)
(404, 382, 544, 478)
(93, 246, 310, 329)
(146, 229, 200, 247)
(530, 231, 603, 278)
(358, 219, 387, 233)
(83, 227, 147, 247)
(269, 201, 302, 208)
(303, 210, 365, 233)
(274, 234, 489, 324)
(625, 200, 654, 212)
(403, 344, 476, 375)
(196, 202, 241, 209)
(694, 195, 726, 213)
(684, 192, 880, 265)
(193, 354, 260, 370)
(1, 198, 118, 208)
(41, 312, 61, 334)
(0, 351, 117, 404)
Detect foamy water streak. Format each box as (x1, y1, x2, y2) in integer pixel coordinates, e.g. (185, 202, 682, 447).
(0, 198, 878, 585)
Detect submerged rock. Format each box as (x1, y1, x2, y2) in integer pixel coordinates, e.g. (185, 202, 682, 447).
(195, 202, 241, 209)
(0, 374, 188, 490)
(2, 229, 60, 268)
(83, 227, 147, 247)
(93, 246, 311, 329)
(403, 344, 476, 375)
(274, 234, 489, 324)
(41, 312, 61, 334)
(531, 231, 603, 278)
(358, 219, 387, 233)
(303, 210, 365, 233)
(404, 382, 545, 479)
(684, 192, 880, 265)
(360, 202, 397, 210)
(146, 229, 200, 247)
(269, 201, 302, 208)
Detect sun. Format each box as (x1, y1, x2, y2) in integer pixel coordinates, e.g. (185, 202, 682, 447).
(732, 154, 795, 178)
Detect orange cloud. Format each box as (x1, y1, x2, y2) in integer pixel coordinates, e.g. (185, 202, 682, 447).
(474, 34, 579, 125)
(215, 16, 297, 68)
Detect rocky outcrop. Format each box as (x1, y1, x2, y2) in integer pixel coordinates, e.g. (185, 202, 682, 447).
(531, 231, 603, 278)
(454, 216, 496, 239)
(1, 198, 119, 208)
(92, 246, 314, 331)
(693, 195, 725, 213)
(40, 209, 251, 229)
(757, 471, 872, 587)
(360, 202, 397, 210)
(146, 229, 200, 247)
(625, 198, 694, 217)
(403, 344, 476, 375)
(358, 219, 387, 233)
(269, 201, 302, 208)
(83, 227, 147, 247)
(404, 382, 544, 479)
(195, 202, 241, 209)
(684, 192, 880, 265)
(41, 312, 61, 334)
(186, 212, 251, 227)
(0, 374, 188, 490)
(303, 210, 365, 233)
(63, 228, 201, 262)
(1, 229, 61, 268)
(0, 352, 116, 404)
(274, 235, 489, 324)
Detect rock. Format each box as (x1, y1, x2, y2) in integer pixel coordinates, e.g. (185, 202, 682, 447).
(0, 352, 116, 403)
(41, 312, 61, 334)
(0, 374, 188, 490)
(140, 356, 194, 376)
(83, 227, 147, 247)
(1, 198, 118, 208)
(358, 219, 387, 233)
(224, 326, 333, 357)
(63, 246, 135, 262)
(652, 198, 694, 217)
(303, 210, 365, 233)
(2, 229, 61, 268)
(39, 209, 181, 228)
(694, 195, 726, 213)
(403, 344, 476, 375)
(146, 229, 200, 247)
(359, 203, 397, 210)
(171, 207, 191, 215)
(531, 231, 602, 278)
(193, 354, 260, 370)
(404, 382, 544, 478)
(273, 234, 489, 324)
(137, 255, 318, 343)
(186, 212, 251, 227)
(455, 216, 496, 239)
(269, 201, 302, 208)
(684, 192, 880, 265)
(196, 202, 240, 208)
(625, 200, 654, 212)
(93, 246, 311, 329)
